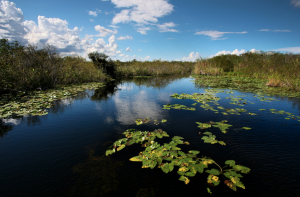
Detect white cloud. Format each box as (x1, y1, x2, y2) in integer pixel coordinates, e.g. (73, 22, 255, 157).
(291, 0, 300, 7)
(0, 1, 120, 60)
(90, 19, 94, 22)
(194, 30, 247, 40)
(182, 52, 201, 61)
(88, 11, 97, 17)
(94, 25, 118, 37)
(111, 0, 174, 25)
(259, 29, 270, 31)
(116, 50, 121, 54)
(144, 56, 150, 61)
(259, 29, 291, 32)
(268, 47, 300, 53)
(137, 27, 151, 34)
(138, 49, 142, 51)
(117, 35, 132, 40)
(274, 29, 291, 32)
(212, 49, 261, 57)
(0, 0, 29, 45)
(126, 47, 132, 51)
(87, 9, 101, 17)
(108, 24, 119, 28)
(157, 22, 179, 32)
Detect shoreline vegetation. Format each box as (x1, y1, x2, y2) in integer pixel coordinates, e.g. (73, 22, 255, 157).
(1, 38, 300, 96)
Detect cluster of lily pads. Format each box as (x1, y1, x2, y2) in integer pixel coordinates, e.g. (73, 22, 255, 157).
(167, 89, 300, 121)
(106, 127, 250, 194)
(191, 75, 300, 98)
(0, 82, 105, 118)
(162, 104, 195, 111)
(135, 118, 167, 125)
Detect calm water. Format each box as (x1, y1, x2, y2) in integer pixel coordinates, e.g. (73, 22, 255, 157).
(1, 75, 300, 197)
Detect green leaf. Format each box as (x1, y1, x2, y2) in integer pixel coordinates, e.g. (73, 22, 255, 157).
(242, 127, 251, 130)
(225, 160, 236, 167)
(161, 163, 170, 173)
(195, 163, 204, 173)
(188, 150, 200, 155)
(185, 172, 196, 177)
(105, 149, 115, 156)
(169, 162, 174, 172)
(205, 168, 220, 175)
(207, 187, 212, 194)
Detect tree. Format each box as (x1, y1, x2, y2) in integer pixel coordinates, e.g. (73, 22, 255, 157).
(88, 52, 116, 78)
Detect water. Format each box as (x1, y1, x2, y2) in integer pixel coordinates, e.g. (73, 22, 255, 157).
(1, 75, 300, 197)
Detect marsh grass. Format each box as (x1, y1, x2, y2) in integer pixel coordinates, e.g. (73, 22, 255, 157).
(193, 52, 300, 91)
(114, 60, 194, 77)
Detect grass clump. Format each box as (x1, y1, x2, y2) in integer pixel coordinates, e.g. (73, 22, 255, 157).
(114, 59, 195, 77)
(193, 51, 300, 91)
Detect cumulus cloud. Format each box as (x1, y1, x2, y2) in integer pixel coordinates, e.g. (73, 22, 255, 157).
(116, 50, 121, 54)
(110, 0, 174, 34)
(94, 25, 118, 37)
(268, 47, 300, 53)
(182, 52, 201, 61)
(90, 19, 94, 22)
(144, 56, 150, 61)
(0, 1, 119, 59)
(194, 30, 247, 40)
(0, 0, 29, 45)
(138, 49, 142, 51)
(212, 49, 262, 57)
(291, 0, 300, 7)
(157, 22, 179, 32)
(111, 0, 173, 24)
(117, 35, 132, 40)
(126, 47, 132, 51)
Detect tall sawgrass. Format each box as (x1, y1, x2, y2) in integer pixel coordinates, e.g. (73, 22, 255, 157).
(114, 59, 194, 77)
(0, 38, 107, 94)
(193, 52, 300, 91)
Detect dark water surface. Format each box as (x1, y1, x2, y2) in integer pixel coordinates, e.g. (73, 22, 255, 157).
(1, 75, 300, 197)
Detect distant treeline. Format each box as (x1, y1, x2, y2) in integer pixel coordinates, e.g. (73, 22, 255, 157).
(1, 38, 299, 94)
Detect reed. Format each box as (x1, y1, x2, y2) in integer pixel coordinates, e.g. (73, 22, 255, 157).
(114, 59, 195, 77)
(193, 52, 300, 91)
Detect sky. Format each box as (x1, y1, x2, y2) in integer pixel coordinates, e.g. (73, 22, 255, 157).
(0, 0, 300, 62)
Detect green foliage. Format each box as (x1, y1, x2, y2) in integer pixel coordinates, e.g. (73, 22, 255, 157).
(208, 54, 235, 72)
(201, 132, 226, 145)
(105, 128, 251, 195)
(88, 51, 116, 77)
(0, 38, 107, 94)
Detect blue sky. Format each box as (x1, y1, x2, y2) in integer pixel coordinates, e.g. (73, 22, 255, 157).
(0, 0, 299, 61)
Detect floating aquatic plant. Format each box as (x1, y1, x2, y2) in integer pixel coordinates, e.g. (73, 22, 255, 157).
(0, 82, 105, 118)
(162, 104, 196, 111)
(201, 132, 226, 145)
(105, 129, 250, 195)
(212, 120, 233, 133)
